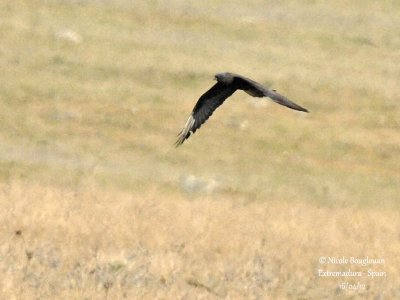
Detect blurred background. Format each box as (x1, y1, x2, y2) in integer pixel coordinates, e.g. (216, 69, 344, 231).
(0, 0, 399, 299)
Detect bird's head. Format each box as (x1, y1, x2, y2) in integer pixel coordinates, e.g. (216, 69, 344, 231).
(214, 72, 234, 84)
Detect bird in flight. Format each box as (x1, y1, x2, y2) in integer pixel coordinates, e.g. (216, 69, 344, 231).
(175, 72, 309, 146)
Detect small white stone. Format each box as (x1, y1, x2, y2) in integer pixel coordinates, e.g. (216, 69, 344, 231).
(55, 29, 83, 44)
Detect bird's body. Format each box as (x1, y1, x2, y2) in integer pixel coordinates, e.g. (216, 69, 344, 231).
(176, 72, 309, 146)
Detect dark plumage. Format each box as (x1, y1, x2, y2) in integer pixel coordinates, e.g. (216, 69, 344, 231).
(176, 72, 309, 146)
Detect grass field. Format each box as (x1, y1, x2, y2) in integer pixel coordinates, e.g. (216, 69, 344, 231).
(1, 0, 399, 299)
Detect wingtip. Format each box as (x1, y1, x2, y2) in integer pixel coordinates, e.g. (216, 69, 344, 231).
(292, 106, 309, 113)
(175, 129, 189, 147)
(295, 104, 309, 113)
(174, 134, 184, 147)
(175, 114, 195, 148)
(174, 138, 184, 147)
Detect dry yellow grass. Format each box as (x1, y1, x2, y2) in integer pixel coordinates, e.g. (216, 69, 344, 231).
(1, 181, 399, 299)
(1, 0, 400, 299)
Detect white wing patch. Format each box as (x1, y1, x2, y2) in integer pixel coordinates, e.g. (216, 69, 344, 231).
(175, 114, 196, 146)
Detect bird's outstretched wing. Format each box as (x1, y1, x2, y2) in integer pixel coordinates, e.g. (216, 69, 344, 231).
(176, 72, 309, 146)
(262, 89, 309, 112)
(175, 82, 235, 146)
(234, 74, 309, 113)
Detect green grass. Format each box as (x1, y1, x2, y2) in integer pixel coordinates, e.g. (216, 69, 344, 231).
(1, 0, 399, 206)
(1, 1, 400, 298)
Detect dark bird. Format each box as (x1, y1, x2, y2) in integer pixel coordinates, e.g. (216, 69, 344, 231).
(176, 72, 309, 146)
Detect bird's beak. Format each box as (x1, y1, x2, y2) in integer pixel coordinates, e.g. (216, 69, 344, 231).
(213, 76, 217, 81)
